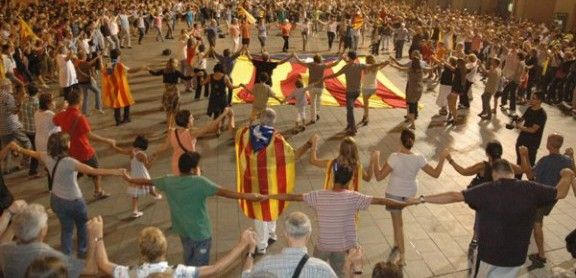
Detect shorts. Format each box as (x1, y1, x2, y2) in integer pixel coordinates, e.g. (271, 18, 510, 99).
(534, 201, 557, 223)
(241, 38, 250, 45)
(362, 88, 376, 97)
(79, 155, 99, 178)
(385, 193, 407, 212)
(436, 84, 451, 107)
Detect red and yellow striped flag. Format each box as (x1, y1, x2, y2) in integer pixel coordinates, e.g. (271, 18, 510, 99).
(352, 15, 364, 30)
(238, 7, 257, 25)
(101, 63, 135, 109)
(19, 17, 38, 41)
(235, 127, 295, 221)
(323, 160, 362, 192)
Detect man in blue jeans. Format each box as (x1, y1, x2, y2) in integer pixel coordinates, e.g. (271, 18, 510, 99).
(124, 152, 266, 266)
(320, 51, 388, 136)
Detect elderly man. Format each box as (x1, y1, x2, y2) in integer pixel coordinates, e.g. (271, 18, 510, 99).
(0, 204, 97, 277)
(242, 212, 337, 277)
(420, 160, 575, 277)
(235, 108, 312, 255)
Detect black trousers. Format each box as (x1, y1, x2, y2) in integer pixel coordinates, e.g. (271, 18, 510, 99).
(282, 36, 289, 52)
(327, 32, 335, 50)
(194, 69, 209, 99)
(26, 133, 38, 175)
(460, 80, 472, 108)
(502, 81, 519, 112)
(114, 106, 130, 124)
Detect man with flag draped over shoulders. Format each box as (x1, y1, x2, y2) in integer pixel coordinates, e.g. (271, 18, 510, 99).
(101, 49, 147, 126)
(235, 108, 313, 255)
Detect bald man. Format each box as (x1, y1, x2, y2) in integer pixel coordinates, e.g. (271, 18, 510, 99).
(519, 134, 576, 269)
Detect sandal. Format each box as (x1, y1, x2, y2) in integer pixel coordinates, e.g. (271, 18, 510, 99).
(93, 191, 111, 200)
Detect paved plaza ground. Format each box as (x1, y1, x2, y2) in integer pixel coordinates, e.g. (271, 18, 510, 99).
(4, 22, 576, 277)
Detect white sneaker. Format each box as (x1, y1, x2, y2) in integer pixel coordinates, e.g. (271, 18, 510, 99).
(132, 211, 144, 218)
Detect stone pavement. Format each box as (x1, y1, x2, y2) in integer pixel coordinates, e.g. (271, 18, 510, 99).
(4, 22, 576, 277)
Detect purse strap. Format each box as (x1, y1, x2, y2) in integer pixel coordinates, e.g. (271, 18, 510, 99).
(48, 157, 63, 191)
(292, 254, 310, 278)
(174, 129, 190, 153)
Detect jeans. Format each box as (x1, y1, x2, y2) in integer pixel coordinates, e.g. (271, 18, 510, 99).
(51, 194, 88, 257)
(502, 81, 519, 112)
(79, 82, 102, 114)
(346, 91, 360, 130)
(180, 236, 211, 266)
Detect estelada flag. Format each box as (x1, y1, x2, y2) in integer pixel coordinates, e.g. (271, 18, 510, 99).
(235, 126, 295, 221)
(238, 7, 257, 25)
(101, 63, 135, 109)
(18, 17, 38, 41)
(231, 55, 406, 109)
(323, 160, 362, 192)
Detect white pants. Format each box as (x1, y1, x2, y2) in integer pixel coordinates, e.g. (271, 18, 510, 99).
(296, 106, 307, 124)
(472, 261, 520, 278)
(309, 87, 323, 121)
(437, 84, 451, 107)
(232, 36, 240, 52)
(254, 220, 277, 250)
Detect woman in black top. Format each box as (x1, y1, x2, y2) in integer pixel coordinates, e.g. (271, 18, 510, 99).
(148, 58, 196, 128)
(447, 58, 467, 125)
(201, 63, 242, 132)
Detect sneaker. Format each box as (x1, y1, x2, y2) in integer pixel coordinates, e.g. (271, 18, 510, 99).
(267, 237, 277, 246)
(255, 248, 267, 256)
(152, 194, 163, 200)
(132, 211, 144, 218)
(93, 191, 111, 200)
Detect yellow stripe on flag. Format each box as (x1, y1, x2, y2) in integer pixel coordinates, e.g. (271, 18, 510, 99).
(19, 17, 38, 41)
(239, 7, 257, 25)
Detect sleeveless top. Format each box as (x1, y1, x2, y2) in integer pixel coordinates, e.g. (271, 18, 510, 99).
(468, 161, 493, 189)
(130, 150, 151, 179)
(169, 128, 197, 175)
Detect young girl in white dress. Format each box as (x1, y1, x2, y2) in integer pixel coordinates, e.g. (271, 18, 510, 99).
(114, 135, 161, 218)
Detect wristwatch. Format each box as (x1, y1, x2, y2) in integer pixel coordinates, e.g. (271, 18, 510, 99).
(419, 195, 426, 204)
(94, 237, 104, 242)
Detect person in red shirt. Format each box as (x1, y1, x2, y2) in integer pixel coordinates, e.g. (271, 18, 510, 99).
(279, 19, 292, 52)
(53, 89, 116, 199)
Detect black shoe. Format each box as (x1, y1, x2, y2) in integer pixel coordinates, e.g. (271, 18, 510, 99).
(316, 115, 320, 121)
(267, 237, 277, 246)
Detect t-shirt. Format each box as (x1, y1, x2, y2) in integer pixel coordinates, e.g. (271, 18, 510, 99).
(252, 60, 278, 85)
(386, 153, 428, 197)
(0, 242, 84, 278)
(34, 110, 61, 152)
(485, 67, 502, 94)
(517, 107, 547, 149)
(439, 66, 454, 86)
(41, 154, 83, 200)
(307, 63, 326, 88)
(337, 63, 368, 92)
(53, 107, 95, 162)
(112, 261, 198, 278)
(56, 54, 78, 88)
(533, 154, 573, 187)
(251, 83, 275, 110)
(303, 190, 372, 252)
(462, 179, 557, 267)
(153, 175, 219, 240)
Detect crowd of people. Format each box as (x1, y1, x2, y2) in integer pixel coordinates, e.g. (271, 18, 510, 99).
(1, 0, 576, 277)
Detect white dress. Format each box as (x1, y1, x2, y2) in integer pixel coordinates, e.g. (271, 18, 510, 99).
(127, 150, 151, 197)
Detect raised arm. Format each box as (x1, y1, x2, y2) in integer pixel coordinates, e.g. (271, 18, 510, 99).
(198, 229, 255, 277)
(277, 53, 294, 65)
(75, 161, 124, 177)
(422, 191, 465, 204)
(215, 188, 266, 201)
(88, 132, 116, 147)
(10, 142, 43, 161)
(371, 196, 410, 208)
(446, 155, 485, 176)
(422, 149, 449, 178)
(372, 151, 392, 181)
(309, 134, 330, 168)
(556, 168, 575, 200)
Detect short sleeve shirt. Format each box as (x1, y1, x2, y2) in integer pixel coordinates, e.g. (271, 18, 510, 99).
(386, 153, 428, 197)
(533, 154, 573, 187)
(153, 175, 220, 240)
(0, 242, 84, 278)
(53, 107, 94, 162)
(112, 262, 198, 278)
(339, 63, 368, 92)
(303, 190, 372, 252)
(462, 179, 557, 267)
(252, 83, 275, 110)
(517, 107, 547, 149)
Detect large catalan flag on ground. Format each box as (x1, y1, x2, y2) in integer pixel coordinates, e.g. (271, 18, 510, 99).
(231, 55, 406, 109)
(235, 126, 295, 221)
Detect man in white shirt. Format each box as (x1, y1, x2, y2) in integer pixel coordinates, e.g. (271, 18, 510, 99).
(56, 46, 78, 100)
(118, 10, 132, 49)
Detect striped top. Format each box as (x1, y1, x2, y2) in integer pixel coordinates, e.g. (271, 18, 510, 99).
(303, 190, 372, 252)
(242, 247, 336, 278)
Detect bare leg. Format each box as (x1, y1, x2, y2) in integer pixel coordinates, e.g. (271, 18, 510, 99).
(362, 94, 369, 124)
(93, 176, 103, 195)
(533, 223, 545, 258)
(131, 197, 139, 213)
(391, 211, 405, 266)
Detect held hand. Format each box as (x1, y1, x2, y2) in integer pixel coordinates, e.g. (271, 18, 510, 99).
(87, 215, 104, 238)
(440, 148, 451, 159)
(121, 169, 131, 181)
(560, 168, 575, 178)
(518, 145, 529, 157)
(107, 139, 116, 147)
(8, 141, 19, 151)
(565, 147, 574, 157)
(405, 197, 421, 205)
(8, 199, 27, 214)
(240, 229, 257, 248)
(371, 150, 380, 161)
(347, 246, 363, 273)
